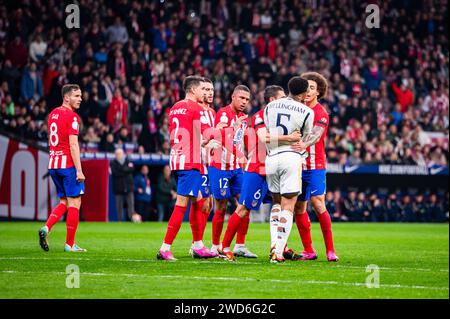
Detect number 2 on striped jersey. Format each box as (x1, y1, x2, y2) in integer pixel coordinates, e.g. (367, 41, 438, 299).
(172, 118, 180, 143)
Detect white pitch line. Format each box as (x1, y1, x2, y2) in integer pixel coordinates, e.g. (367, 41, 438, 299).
(0, 256, 448, 273)
(1, 270, 448, 291)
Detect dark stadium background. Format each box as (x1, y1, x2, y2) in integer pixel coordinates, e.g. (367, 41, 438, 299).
(0, 0, 448, 223)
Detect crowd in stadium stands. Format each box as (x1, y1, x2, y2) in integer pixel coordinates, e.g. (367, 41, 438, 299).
(324, 188, 449, 223)
(0, 0, 448, 222)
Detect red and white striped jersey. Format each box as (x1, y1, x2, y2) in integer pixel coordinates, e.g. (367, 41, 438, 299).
(303, 103, 329, 171)
(47, 106, 80, 169)
(199, 107, 216, 174)
(245, 109, 267, 176)
(210, 105, 248, 171)
(169, 99, 203, 171)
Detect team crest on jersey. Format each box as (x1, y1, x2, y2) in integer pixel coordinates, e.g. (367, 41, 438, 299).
(205, 187, 210, 195)
(251, 200, 258, 208)
(72, 117, 79, 130)
(220, 189, 227, 196)
(220, 113, 228, 123)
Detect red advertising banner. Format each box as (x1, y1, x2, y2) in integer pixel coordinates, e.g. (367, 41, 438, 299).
(0, 135, 109, 221)
(81, 159, 109, 222)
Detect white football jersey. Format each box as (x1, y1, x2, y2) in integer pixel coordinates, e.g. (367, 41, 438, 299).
(264, 97, 314, 155)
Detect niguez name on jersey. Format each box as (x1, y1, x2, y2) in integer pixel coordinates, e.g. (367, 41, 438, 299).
(304, 103, 329, 170)
(48, 106, 80, 169)
(210, 105, 248, 171)
(169, 99, 204, 171)
(245, 109, 267, 176)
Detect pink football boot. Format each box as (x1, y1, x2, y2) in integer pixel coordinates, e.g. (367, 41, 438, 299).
(293, 250, 318, 261)
(157, 250, 177, 261)
(326, 251, 339, 262)
(192, 246, 216, 259)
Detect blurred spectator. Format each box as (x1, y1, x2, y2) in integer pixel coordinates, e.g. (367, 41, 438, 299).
(401, 195, 415, 222)
(391, 81, 414, 113)
(107, 89, 128, 133)
(99, 133, 116, 152)
(110, 148, 137, 222)
(155, 165, 177, 222)
(105, 17, 129, 45)
(29, 34, 47, 63)
(20, 62, 43, 102)
(343, 190, 359, 221)
(386, 193, 401, 222)
(134, 165, 153, 221)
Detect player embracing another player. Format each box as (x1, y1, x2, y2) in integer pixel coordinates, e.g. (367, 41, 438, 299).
(219, 85, 303, 261)
(264, 77, 314, 263)
(38, 84, 86, 253)
(292, 72, 339, 262)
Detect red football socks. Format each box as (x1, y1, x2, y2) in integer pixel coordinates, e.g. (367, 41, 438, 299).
(222, 212, 243, 249)
(317, 211, 335, 252)
(211, 209, 226, 245)
(200, 210, 210, 239)
(189, 199, 204, 242)
(236, 214, 250, 245)
(163, 205, 186, 245)
(45, 203, 67, 231)
(66, 207, 79, 247)
(295, 212, 314, 253)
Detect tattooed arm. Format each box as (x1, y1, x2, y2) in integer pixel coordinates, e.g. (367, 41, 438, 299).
(291, 125, 325, 152)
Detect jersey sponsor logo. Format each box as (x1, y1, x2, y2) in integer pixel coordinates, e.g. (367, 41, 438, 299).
(51, 114, 59, 120)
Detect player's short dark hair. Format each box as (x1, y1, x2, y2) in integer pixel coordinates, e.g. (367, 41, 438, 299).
(202, 77, 213, 84)
(183, 75, 204, 93)
(288, 76, 309, 96)
(61, 84, 80, 98)
(301, 72, 329, 99)
(233, 85, 251, 95)
(264, 85, 284, 104)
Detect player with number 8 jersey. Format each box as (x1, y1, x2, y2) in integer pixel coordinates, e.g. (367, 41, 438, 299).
(38, 84, 87, 253)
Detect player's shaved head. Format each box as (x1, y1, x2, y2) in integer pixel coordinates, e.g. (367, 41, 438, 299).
(233, 85, 250, 95)
(264, 85, 285, 104)
(202, 77, 213, 84)
(183, 75, 204, 93)
(301, 72, 328, 99)
(288, 76, 309, 97)
(61, 84, 80, 99)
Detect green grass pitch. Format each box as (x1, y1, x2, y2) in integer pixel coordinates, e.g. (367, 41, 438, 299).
(0, 222, 448, 299)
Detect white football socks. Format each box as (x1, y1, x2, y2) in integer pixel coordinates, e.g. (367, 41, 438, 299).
(274, 210, 293, 257)
(192, 241, 204, 250)
(160, 243, 171, 252)
(270, 204, 282, 248)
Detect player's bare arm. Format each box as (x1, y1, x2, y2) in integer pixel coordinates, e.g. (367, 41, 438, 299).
(291, 125, 324, 152)
(259, 129, 302, 144)
(69, 134, 85, 182)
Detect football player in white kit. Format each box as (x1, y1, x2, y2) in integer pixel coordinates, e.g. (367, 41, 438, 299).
(264, 76, 314, 263)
